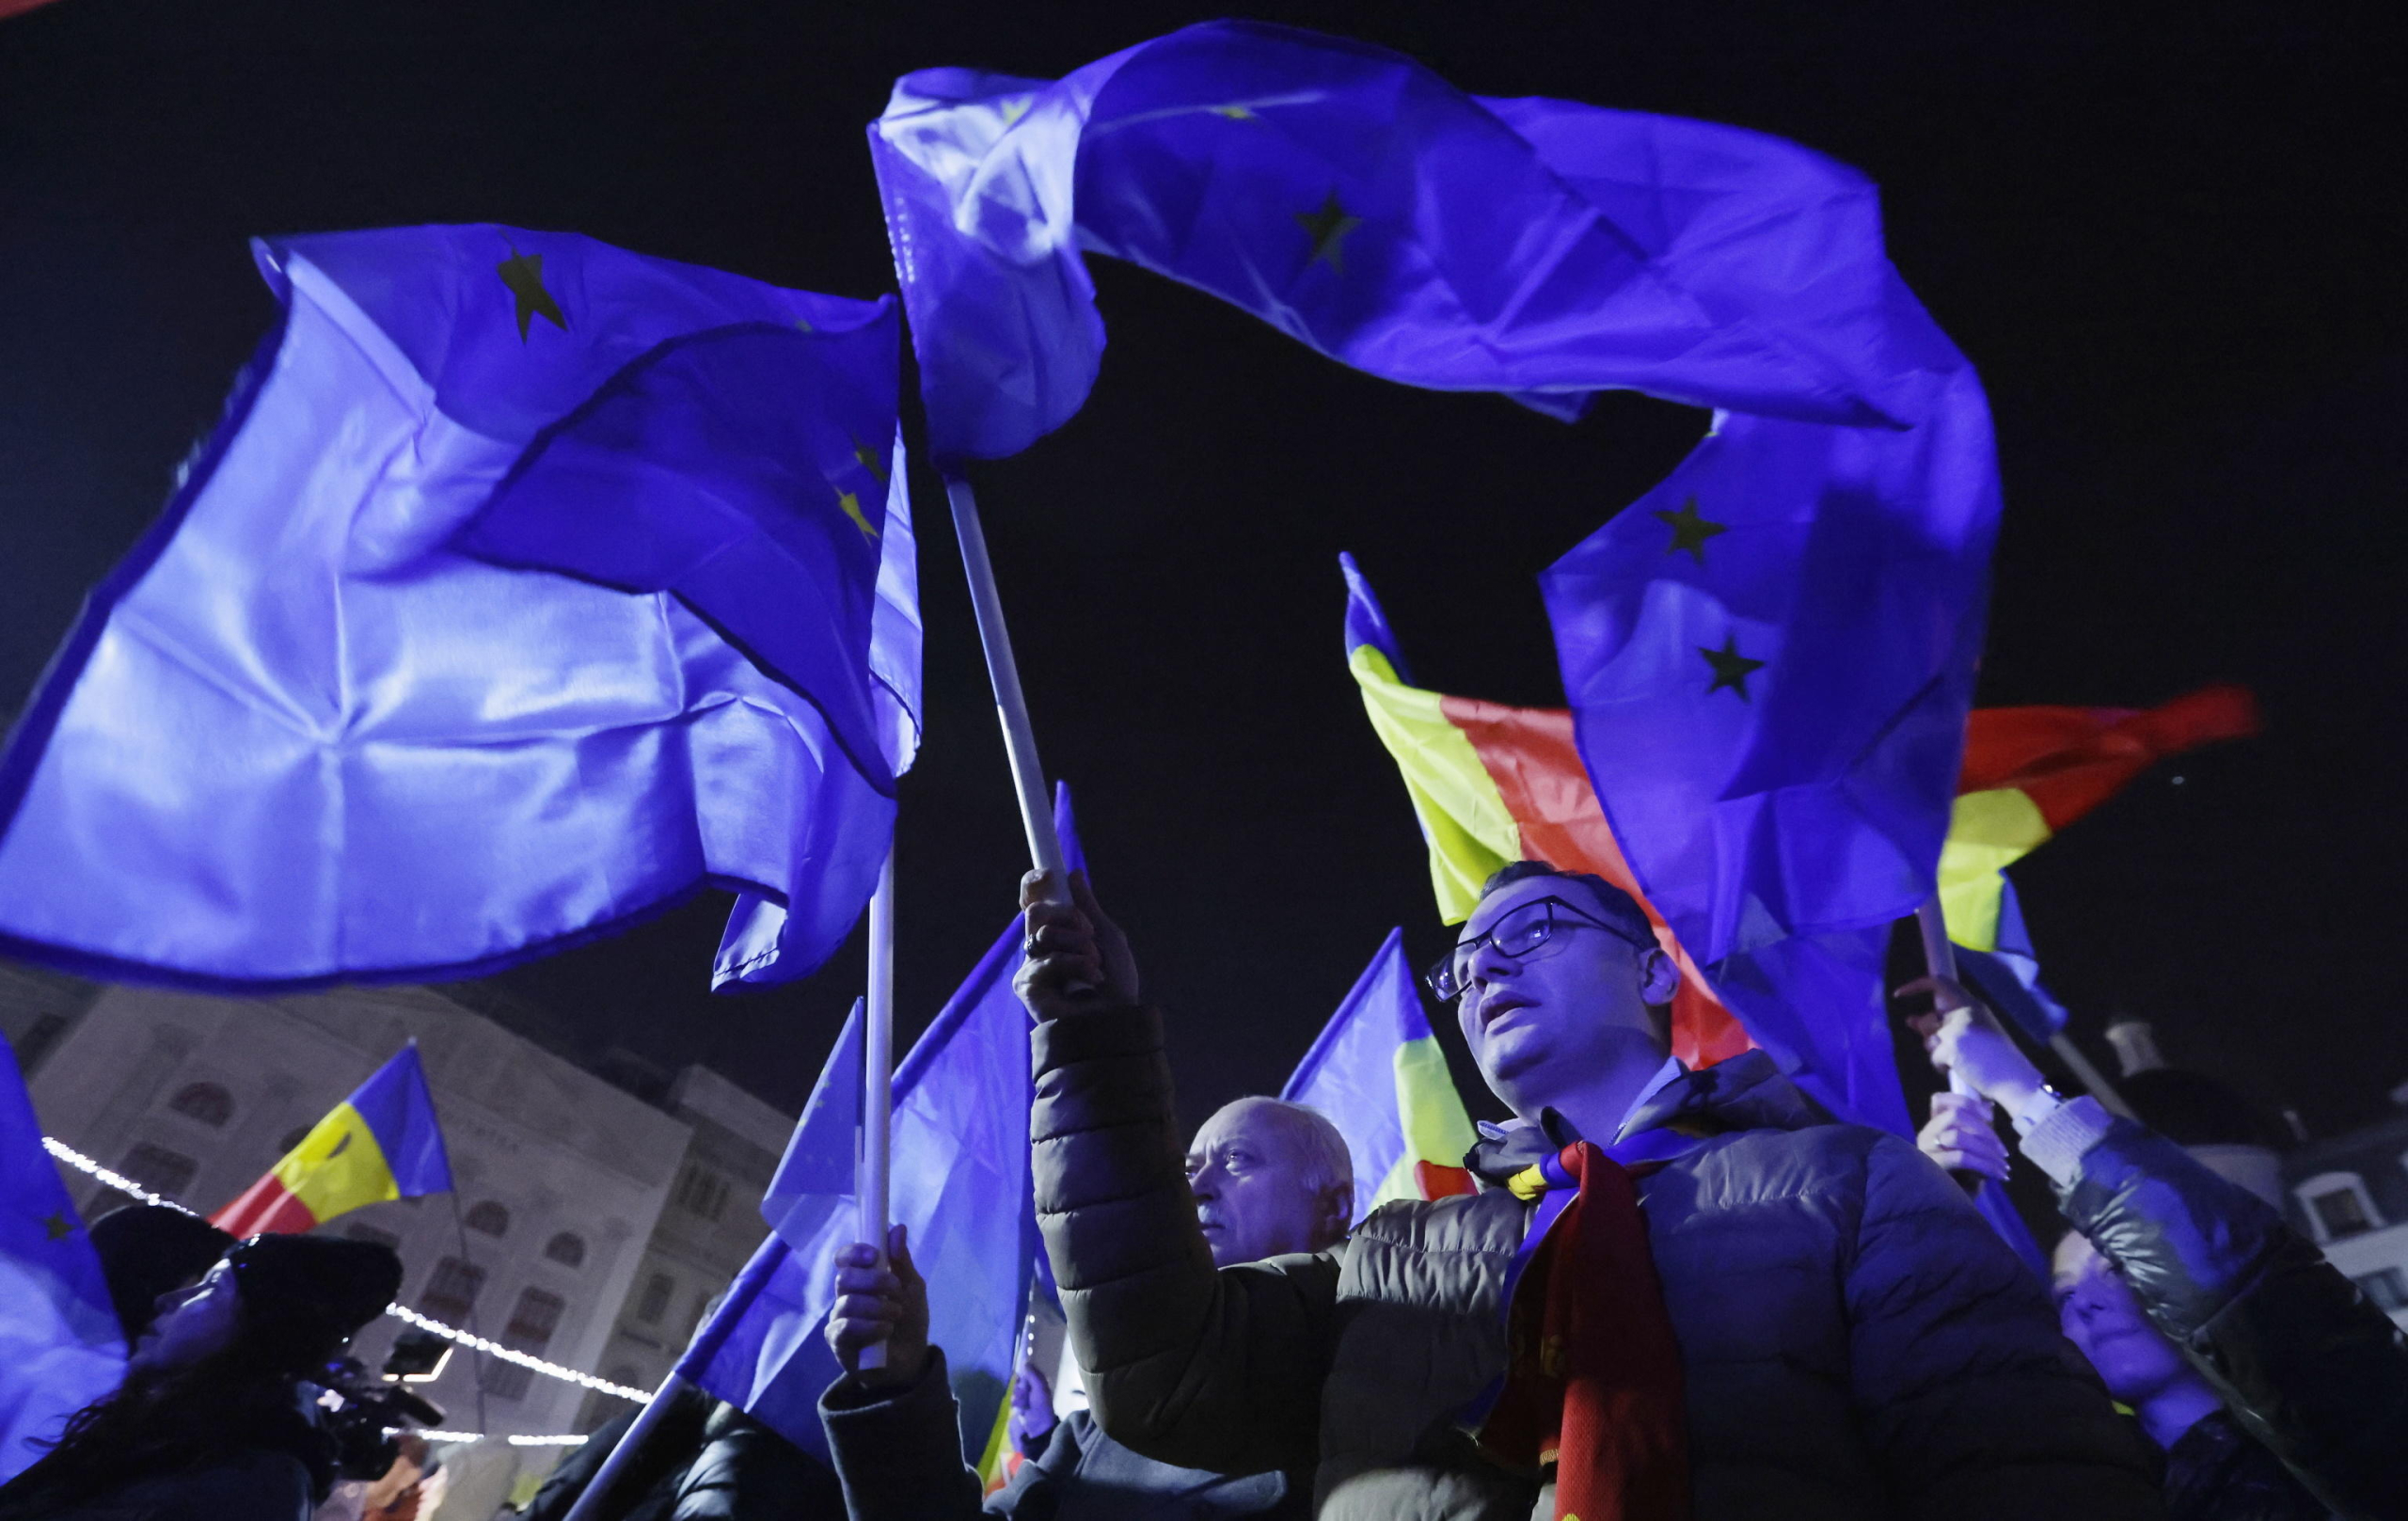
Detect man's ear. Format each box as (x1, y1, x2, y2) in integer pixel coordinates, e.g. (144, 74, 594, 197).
(1639, 945, 1681, 1005)
(1317, 1184, 1354, 1250)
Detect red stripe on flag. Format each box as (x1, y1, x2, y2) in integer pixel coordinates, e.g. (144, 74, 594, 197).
(1437, 694, 1753, 1069)
(1961, 684, 2258, 830)
(211, 1175, 321, 1237)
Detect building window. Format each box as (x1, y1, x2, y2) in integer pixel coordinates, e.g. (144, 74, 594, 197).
(635, 1272, 674, 1324)
(480, 1288, 566, 1402)
(673, 1165, 730, 1223)
(344, 1224, 401, 1251)
(544, 1232, 587, 1269)
(464, 1201, 511, 1238)
(420, 1257, 486, 1325)
(119, 1143, 198, 1200)
(2357, 1268, 2408, 1311)
(2309, 1185, 2377, 1241)
(166, 1083, 233, 1127)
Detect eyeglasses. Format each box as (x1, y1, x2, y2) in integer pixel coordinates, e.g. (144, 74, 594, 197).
(1425, 895, 1651, 1002)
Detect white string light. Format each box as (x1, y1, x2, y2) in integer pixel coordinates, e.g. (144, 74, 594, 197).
(383, 1304, 650, 1402)
(415, 1429, 591, 1447)
(42, 1135, 652, 1406)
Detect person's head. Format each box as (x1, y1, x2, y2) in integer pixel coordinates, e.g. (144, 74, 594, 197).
(1440, 862, 1678, 1118)
(2051, 1231, 2192, 1403)
(87, 1203, 235, 1345)
(22, 1234, 402, 1512)
(1184, 1098, 1354, 1265)
(132, 1233, 403, 1378)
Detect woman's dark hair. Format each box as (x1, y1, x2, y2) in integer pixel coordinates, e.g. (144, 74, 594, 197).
(0, 1235, 397, 1517)
(0, 1340, 335, 1516)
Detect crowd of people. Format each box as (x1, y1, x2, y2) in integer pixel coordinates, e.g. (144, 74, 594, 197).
(4, 860, 2403, 1521)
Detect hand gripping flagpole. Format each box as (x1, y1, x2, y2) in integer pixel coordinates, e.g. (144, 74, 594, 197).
(1916, 896, 2134, 1118)
(1912, 899, 1976, 1100)
(944, 475, 1071, 907)
(858, 845, 896, 1370)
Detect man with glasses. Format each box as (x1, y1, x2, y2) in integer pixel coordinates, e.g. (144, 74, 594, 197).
(1017, 861, 2161, 1521)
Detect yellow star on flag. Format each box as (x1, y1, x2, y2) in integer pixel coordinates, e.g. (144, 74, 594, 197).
(43, 1212, 73, 1241)
(1295, 192, 1363, 273)
(850, 437, 889, 483)
(1699, 634, 1766, 701)
(1209, 104, 1256, 120)
(496, 250, 567, 341)
(837, 490, 879, 542)
(1654, 497, 1729, 564)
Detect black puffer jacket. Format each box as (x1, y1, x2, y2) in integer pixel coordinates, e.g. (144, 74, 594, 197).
(1035, 1005, 2162, 1520)
(521, 1393, 842, 1521)
(2052, 1112, 2408, 1520)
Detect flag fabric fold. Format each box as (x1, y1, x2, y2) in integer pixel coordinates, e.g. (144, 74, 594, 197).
(871, 21, 1899, 461)
(0, 224, 917, 993)
(1281, 927, 1479, 1221)
(0, 1036, 124, 1482)
(686, 786, 1083, 1461)
(213, 1044, 452, 1236)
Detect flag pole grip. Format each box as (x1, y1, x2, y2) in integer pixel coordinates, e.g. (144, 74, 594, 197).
(560, 1370, 693, 1521)
(945, 475, 1069, 903)
(859, 847, 896, 1370)
(1913, 898, 1975, 1098)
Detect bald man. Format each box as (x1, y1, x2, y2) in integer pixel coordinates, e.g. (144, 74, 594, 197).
(816, 1095, 1351, 1521)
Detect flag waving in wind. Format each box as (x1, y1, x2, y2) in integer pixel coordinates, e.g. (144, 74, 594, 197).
(1343, 554, 1753, 1071)
(0, 224, 918, 993)
(213, 1045, 452, 1237)
(877, 22, 1995, 1134)
(687, 785, 1084, 1462)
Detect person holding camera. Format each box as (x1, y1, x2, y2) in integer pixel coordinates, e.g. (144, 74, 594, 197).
(0, 1233, 403, 1521)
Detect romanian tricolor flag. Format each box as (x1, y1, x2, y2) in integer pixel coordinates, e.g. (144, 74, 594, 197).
(1284, 928, 1480, 1215)
(213, 1046, 452, 1236)
(1344, 556, 2258, 1067)
(1940, 686, 2260, 952)
(1342, 555, 1753, 1069)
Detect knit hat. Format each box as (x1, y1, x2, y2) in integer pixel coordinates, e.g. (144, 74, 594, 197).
(86, 1203, 236, 1343)
(226, 1234, 404, 1376)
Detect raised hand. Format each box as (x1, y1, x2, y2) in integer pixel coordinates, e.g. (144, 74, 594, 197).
(1896, 974, 2048, 1113)
(1013, 868, 1139, 1022)
(825, 1223, 931, 1388)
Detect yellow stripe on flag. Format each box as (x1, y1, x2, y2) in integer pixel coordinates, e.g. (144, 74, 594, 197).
(1936, 787, 2053, 950)
(1375, 1036, 1476, 1210)
(271, 1101, 401, 1223)
(974, 1383, 1013, 1492)
(1350, 645, 1521, 923)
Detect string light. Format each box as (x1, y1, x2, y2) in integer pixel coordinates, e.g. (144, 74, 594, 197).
(42, 1135, 652, 1406)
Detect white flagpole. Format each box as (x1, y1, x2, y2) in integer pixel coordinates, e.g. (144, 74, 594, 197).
(945, 475, 1069, 905)
(559, 1370, 692, 1521)
(858, 845, 896, 1371)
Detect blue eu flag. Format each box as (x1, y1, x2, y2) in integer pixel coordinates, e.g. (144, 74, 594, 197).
(0, 225, 919, 992)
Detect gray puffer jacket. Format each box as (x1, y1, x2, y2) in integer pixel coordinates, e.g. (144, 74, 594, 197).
(1034, 1005, 2162, 1521)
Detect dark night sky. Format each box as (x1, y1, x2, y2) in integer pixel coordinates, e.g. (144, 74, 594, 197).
(3, 1, 2402, 1141)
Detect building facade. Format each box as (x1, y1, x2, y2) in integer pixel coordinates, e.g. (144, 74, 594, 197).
(8, 974, 796, 1440)
(2283, 1083, 2408, 1331)
(577, 1064, 788, 1431)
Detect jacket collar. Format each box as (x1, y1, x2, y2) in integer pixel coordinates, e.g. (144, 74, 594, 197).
(1465, 1050, 1830, 1187)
